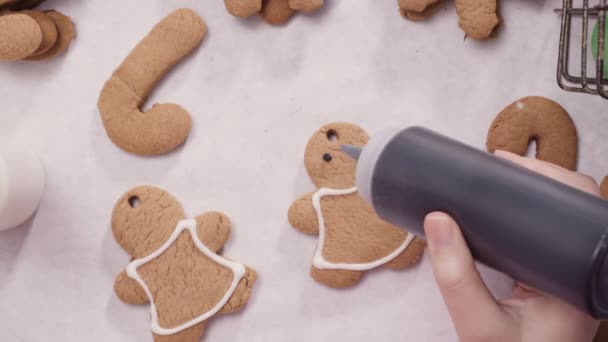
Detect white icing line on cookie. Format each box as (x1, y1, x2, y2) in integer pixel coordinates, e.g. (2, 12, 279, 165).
(312, 187, 416, 271)
(126, 218, 246, 336)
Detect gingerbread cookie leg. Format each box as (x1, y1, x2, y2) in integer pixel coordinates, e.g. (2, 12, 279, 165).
(288, 193, 320, 235)
(220, 267, 258, 314)
(260, 0, 295, 25)
(153, 322, 206, 342)
(114, 270, 149, 304)
(455, 0, 499, 39)
(311, 266, 363, 288)
(384, 237, 426, 269)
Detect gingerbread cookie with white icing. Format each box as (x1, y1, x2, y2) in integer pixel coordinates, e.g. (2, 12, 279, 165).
(112, 186, 256, 342)
(288, 122, 426, 288)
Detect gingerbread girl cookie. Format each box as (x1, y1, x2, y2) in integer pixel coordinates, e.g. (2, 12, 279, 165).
(112, 186, 256, 342)
(288, 122, 426, 288)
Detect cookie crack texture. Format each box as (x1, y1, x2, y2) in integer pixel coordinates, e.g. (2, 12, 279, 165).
(97, 8, 206, 155)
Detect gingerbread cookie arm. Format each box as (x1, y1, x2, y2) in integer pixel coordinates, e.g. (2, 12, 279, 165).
(288, 192, 319, 235)
(220, 266, 257, 314)
(289, 0, 324, 13)
(195, 212, 232, 253)
(114, 270, 149, 304)
(455, 0, 499, 39)
(153, 322, 206, 342)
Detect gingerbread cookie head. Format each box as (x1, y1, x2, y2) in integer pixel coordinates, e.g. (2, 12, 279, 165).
(111, 186, 257, 342)
(112, 186, 184, 259)
(304, 122, 369, 189)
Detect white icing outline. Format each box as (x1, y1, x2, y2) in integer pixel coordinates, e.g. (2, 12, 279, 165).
(126, 218, 246, 336)
(312, 187, 416, 271)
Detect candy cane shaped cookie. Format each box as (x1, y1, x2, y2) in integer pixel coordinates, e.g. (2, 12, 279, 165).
(487, 96, 578, 170)
(98, 9, 206, 155)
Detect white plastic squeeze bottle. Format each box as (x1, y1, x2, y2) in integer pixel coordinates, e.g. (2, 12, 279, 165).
(341, 126, 608, 319)
(0, 145, 45, 231)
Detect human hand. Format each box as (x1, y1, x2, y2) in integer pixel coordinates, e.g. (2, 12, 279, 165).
(424, 150, 600, 342)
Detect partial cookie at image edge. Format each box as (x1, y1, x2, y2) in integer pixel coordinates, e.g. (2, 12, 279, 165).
(24, 10, 75, 61)
(21, 10, 57, 56)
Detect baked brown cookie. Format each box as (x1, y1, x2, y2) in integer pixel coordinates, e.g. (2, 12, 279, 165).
(259, 0, 295, 25)
(487, 96, 578, 171)
(21, 10, 57, 56)
(288, 122, 426, 288)
(289, 0, 323, 13)
(399, 0, 443, 21)
(98, 9, 205, 155)
(398, 0, 439, 13)
(600, 177, 608, 200)
(596, 321, 608, 341)
(3, 0, 46, 10)
(224, 0, 262, 18)
(0, 13, 41, 60)
(455, 0, 499, 39)
(225, 0, 323, 25)
(112, 185, 257, 342)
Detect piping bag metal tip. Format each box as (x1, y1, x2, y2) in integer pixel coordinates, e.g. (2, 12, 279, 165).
(341, 144, 363, 160)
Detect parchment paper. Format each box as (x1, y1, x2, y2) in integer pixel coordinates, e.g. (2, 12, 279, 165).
(0, 0, 605, 341)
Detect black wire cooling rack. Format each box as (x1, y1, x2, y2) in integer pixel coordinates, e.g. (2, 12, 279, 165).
(556, 0, 608, 98)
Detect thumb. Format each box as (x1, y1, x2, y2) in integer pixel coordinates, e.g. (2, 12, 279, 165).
(424, 212, 510, 341)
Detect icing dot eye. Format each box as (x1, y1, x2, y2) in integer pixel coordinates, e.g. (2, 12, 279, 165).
(323, 153, 332, 162)
(128, 196, 140, 208)
(326, 130, 338, 142)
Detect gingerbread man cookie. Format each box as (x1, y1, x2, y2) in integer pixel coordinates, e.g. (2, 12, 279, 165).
(288, 123, 426, 288)
(112, 186, 257, 342)
(224, 0, 323, 25)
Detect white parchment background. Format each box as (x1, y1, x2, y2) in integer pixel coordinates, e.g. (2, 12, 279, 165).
(0, 0, 606, 341)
